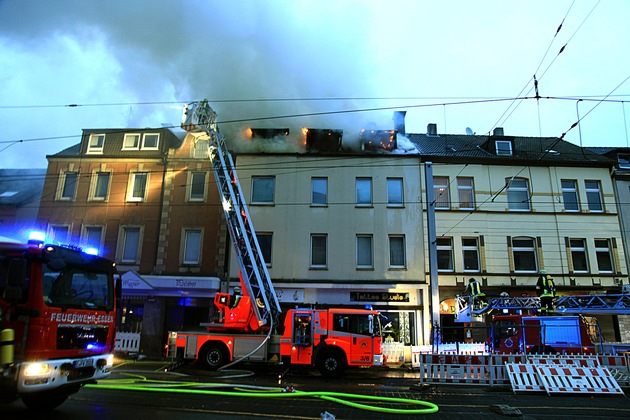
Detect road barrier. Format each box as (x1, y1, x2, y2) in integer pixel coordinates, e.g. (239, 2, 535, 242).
(536, 365, 624, 395)
(114, 332, 141, 354)
(414, 351, 629, 391)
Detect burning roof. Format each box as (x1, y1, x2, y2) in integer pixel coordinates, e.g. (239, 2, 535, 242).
(305, 128, 343, 152)
(360, 129, 397, 152)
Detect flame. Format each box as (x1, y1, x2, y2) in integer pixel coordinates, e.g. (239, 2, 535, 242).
(244, 127, 253, 138)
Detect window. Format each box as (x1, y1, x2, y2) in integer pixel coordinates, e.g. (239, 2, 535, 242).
(569, 238, 588, 273)
(595, 239, 613, 273)
(433, 176, 450, 209)
(123, 133, 140, 150)
(142, 133, 159, 149)
(462, 237, 480, 272)
(257, 233, 272, 266)
(389, 235, 406, 268)
(436, 237, 453, 271)
(120, 227, 141, 263)
(128, 172, 148, 202)
(193, 139, 209, 158)
(91, 171, 111, 201)
(387, 178, 404, 206)
(183, 229, 202, 264)
(251, 176, 275, 204)
(561, 179, 580, 212)
(58, 171, 78, 200)
(511, 237, 537, 272)
(356, 235, 373, 268)
(356, 178, 372, 206)
(310, 234, 327, 267)
(82, 225, 103, 250)
(495, 140, 512, 156)
(457, 177, 475, 210)
(49, 225, 69, 244)
(311, 177, 327, 206)
(87, 134, 105, 154)
(507, 178, 530, 211)
(189, 172, 206, 201)
(585, 180, 603, 212)
(618, 154, 630, 169)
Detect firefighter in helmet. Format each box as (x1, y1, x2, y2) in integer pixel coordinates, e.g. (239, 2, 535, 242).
(465, 277, 486, 309)
(536, 270, 555, 315)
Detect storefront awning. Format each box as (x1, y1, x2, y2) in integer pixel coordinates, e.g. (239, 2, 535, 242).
(120, 271, 221, 298)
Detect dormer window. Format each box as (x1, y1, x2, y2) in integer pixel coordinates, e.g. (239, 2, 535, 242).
(142, 133, 159, 149)
(495, 140, 512, 156)
(87, 134, 105, 154)
(123, 133, 140, 150)
(618, 153, 630, 169)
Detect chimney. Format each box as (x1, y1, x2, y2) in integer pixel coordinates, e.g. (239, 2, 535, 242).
(493, 127, 504, 136)
(393, 111, 406, 135)
(427, 123, 437, 136)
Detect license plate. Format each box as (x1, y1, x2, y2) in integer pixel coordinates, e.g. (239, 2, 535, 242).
(74, 358, 94, 368)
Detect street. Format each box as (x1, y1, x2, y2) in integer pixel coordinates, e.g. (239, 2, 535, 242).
(2, 360, 629, 419)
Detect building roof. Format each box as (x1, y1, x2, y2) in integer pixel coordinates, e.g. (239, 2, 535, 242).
(48, 127, 186, 159)
(0, 168, 46, 207)
(407, 132, 614, 166)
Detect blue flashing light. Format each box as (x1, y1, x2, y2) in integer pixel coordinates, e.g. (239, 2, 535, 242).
(364, 304, 373, 311)
(84, 247, 99, 256)
(86, 343, 105, 352)
(27, 230, 46, 244)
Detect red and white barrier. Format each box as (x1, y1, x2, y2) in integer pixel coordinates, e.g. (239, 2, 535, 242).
(536, 366, 624, 395)
(505, 364, 544, 392)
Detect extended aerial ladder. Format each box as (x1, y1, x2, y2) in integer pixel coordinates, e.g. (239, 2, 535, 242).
(455, 285, 630, 323)
(181, 100, 282, 331)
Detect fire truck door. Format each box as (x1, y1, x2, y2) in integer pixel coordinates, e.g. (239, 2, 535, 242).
(350, 335, 373, 365)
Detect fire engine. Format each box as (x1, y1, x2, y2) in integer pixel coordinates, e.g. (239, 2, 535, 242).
(454, 290, 630, 355)
(0, 234, 120, 409)
(487, 314, 595, 354)
(167, 101, 383, 377)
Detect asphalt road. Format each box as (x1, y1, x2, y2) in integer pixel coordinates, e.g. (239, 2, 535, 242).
(3, 360, 629, 419)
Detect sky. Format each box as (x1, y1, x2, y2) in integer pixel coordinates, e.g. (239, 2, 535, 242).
(0, 0, 629, 168)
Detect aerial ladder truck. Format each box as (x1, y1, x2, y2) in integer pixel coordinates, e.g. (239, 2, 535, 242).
(168, 101, 383, 376)
(454, 287, 630, 355)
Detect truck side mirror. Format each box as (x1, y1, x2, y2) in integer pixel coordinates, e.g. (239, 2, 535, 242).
(115, 276, 122, 301)
(3, 258, 27, 303)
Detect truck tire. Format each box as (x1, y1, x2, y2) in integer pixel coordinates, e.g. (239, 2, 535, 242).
(22, 395, 67, 410)
(198, 342, 228, 370)
(317, 349, 346, 377)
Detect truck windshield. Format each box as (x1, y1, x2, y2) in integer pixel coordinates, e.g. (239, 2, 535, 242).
(43, 265, 113, 311)
(493, 320, 517, 338)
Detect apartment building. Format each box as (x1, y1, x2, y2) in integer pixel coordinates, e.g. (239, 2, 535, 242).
(37, 127, 226, 357)
(232, 151, 429, 345)
(410, 126, 628, 341)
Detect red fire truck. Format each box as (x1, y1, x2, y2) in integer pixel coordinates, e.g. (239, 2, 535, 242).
(487, 314, 595, 354)
(167, 101, 383, 376)
(0, 235, 120, 409)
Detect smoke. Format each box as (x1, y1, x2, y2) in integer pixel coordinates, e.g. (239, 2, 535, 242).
(3, 1, 626, 168)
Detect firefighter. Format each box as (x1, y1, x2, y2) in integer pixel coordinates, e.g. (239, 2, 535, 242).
(465, 277, 486, 309)
(230, 286, 242, 309)
(536, 270, 556, 315)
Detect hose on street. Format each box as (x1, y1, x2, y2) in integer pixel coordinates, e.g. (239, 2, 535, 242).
(87, 374, 439, 416)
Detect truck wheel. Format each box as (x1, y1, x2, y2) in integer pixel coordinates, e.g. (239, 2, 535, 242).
(317, 349, 346, 377)
(198, 342, 228, 370)
(22, 395, 67, 410)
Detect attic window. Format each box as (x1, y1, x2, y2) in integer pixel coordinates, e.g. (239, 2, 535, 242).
(87, 134, 105, 154)
(544, 149, 560, 156)
(0, 191, 17, 197)
(495, 140, 512, 156)
(618, 154, 630, 169)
